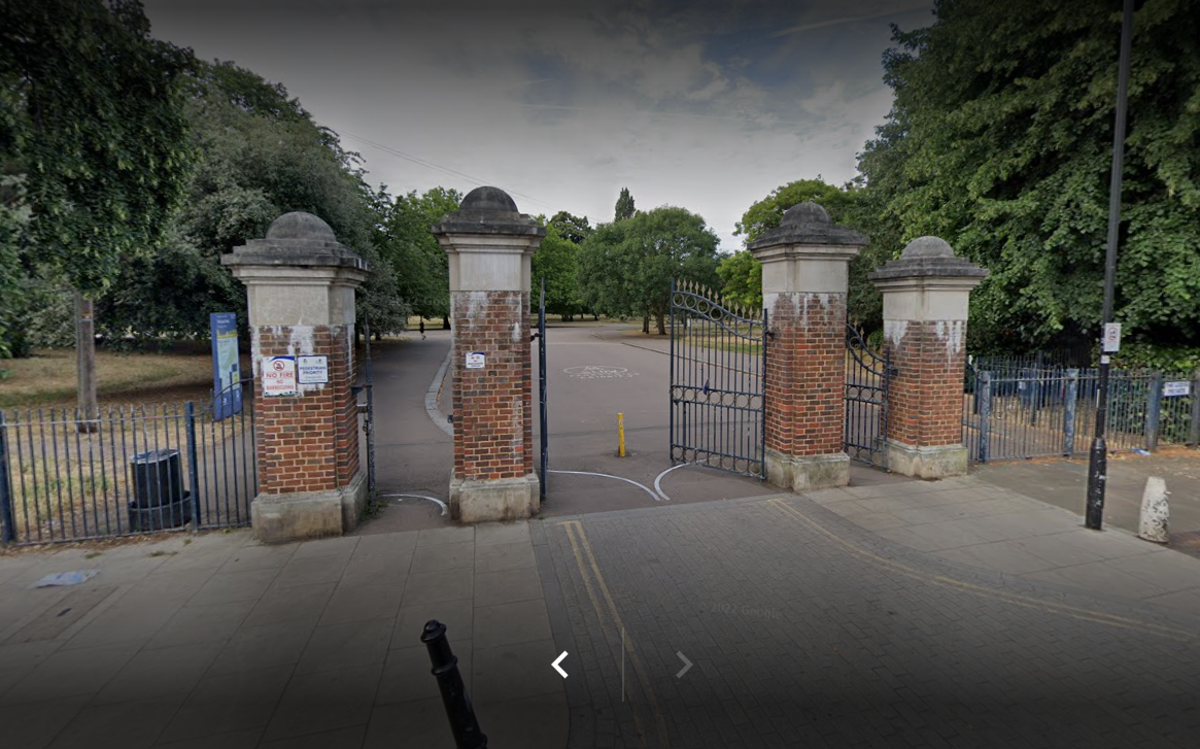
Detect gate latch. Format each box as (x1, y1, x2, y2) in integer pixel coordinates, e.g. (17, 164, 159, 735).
(530, 332, 541, 341)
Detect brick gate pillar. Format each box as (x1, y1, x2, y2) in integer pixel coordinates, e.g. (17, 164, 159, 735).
(431, 187, 544, 523)
(222, 212, 369, 543)
(869, 236, 988, 478)
(748, 202, 867, 491)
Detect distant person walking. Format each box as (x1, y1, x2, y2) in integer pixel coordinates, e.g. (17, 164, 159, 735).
(419, 319, 426, 340)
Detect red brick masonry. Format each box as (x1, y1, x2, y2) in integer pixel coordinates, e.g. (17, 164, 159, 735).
(885, 320, 967, 448)
(766, 293, 848, 458)
(254, 326, 359, 495)
(452, 291, 533, 481)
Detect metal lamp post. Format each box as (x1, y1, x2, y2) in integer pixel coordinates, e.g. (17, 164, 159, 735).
(1085, 0, 1135, 531)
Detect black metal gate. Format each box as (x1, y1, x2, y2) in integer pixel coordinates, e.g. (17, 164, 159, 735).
(536, 278, 547, 504)
(669, 280, 767, 478)
(844, 325, 892, 468)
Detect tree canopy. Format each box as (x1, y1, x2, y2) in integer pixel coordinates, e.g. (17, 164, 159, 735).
(580, 205, 721, 334)
(614, 187, 636, 221)
(375, 186, 462, 323)
(858, 0, 1200, 354)
(1, 0, 192, 356)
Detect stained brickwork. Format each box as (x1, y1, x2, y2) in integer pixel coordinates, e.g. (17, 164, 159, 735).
(886, 321, 969, 448)
(765, 292, 848, 459)
(451, 291, 533, 481)
(253, 325, 359, 495)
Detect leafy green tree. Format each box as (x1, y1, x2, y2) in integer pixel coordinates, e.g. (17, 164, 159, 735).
(87, 59, 405, 344)
(614, 187, 636, 221)
(859, 0, 1200, 354)
(716, 251, 761, 309)
(531, 221, 584, 320)
(1, 0, 192, 418)
(376, 186, 462, 328)
(580, 206, 721, 334)
(548, 211, 592, 245)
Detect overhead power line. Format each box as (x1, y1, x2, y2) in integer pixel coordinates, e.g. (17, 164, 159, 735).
(339, 131, 553, 211)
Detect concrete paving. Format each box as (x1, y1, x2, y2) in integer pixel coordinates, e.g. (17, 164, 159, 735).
(4, 320, 1200, 748)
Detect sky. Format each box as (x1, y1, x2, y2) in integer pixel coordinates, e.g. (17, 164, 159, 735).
(143, 0, 935, 252)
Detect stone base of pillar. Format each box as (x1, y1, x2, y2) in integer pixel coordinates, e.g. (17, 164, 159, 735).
(885, 441, 968, 479)
(449, 473, 540, 523)
(250, 471, 366, 544)
(765, 448, 850, 492)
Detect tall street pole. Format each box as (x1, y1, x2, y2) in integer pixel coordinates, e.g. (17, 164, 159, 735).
(1085, 0, 1135, 530)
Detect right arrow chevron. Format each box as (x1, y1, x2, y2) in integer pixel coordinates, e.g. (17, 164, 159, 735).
(675, 651, 692, 679)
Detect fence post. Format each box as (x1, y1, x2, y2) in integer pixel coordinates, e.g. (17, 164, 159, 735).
(1190, 368, 1200, 449)
(1145, 372, 1163, 452)
(978, 371, 992, 463)
(0, 413, 15, 544)
(185, 402, 201, 532)
(1064, 369, 1079, 456)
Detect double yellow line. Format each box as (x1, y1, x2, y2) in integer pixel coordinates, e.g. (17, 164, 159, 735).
(559, 520, 669, 748)
(766, 497, 1198, 644)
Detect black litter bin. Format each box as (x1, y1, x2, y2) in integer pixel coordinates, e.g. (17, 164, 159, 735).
(128, 448, 192, 531)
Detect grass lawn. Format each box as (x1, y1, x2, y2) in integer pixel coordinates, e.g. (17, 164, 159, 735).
(0, 346, 243, 410)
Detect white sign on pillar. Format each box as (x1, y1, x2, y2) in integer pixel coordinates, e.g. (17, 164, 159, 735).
(263, 356, 297, 396)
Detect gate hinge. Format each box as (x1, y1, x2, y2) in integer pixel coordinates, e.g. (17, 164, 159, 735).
(530, 332, 542, 341)
(887, 366, 900, 377)
(766, 329, 776, 340)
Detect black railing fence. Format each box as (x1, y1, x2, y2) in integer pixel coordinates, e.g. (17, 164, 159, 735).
(0, 378, 257, 546)
(963, 361, 1200, 463)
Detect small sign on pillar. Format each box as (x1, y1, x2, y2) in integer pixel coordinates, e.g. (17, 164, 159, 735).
(263, 356, 297, 397)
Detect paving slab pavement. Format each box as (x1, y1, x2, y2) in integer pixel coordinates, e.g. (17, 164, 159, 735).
(7, 321, 1200, 747)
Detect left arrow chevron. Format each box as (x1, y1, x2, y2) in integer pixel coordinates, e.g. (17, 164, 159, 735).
(552, 650, 569, 678)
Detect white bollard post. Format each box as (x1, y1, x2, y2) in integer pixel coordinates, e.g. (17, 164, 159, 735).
(1137, 476, 1170, 543)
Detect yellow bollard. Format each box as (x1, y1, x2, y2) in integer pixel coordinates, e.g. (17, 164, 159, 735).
(618, 413, 626, 457)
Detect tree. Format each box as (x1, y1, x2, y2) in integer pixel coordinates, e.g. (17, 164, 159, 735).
(614, 187, 636, 221)
(580, 206, 721, 334)
(858, 0, 1200, 354)
(531, 221, 583, 320)
(376, 186, 462, 329)
(94, 59, 407, 344)
(1, 0, 192, 419)
(548, 210, 592, 245)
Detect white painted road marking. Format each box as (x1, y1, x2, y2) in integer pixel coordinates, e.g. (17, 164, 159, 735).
(381, 493, 448, 516)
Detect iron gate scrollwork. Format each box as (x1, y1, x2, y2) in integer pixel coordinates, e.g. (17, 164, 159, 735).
(844, 325, 893, 468)
(669, 280, 767, 479)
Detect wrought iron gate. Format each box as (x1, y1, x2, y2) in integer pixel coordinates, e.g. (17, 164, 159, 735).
(844, 325, 892, 468)
(536, 278, 547, 503)
(669, 280, 767, 478)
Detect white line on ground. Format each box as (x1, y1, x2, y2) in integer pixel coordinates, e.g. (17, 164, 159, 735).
(653, 463, 692, 502)
(382, 493, 448, 516)
(547, 470, 662, 502)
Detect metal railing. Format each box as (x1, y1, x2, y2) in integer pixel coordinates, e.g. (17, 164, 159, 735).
(0, 378, 257, 546)
(963, 363, 1200, 463)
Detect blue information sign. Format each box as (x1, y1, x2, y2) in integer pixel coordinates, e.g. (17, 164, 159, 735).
(210, 313, 242, 421)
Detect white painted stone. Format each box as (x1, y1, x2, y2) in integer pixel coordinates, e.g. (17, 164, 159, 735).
(1138, 476, 1170, 544)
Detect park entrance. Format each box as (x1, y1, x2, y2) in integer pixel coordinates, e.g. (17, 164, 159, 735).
(668, 280, 767, 479)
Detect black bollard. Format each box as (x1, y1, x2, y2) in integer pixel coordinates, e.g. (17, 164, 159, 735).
(421, 619, 488, 748)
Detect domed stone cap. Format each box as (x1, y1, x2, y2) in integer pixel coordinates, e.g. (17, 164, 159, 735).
(868, 236, 988, 281)
(431, 186, 545, 238)
(266, 212, 338, 243)
(781, 201, 830, 227)
(221, 211, 367, 272)
(747, 201, 867, 249)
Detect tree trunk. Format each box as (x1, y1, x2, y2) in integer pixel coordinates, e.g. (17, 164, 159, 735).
(642, 315, 650, 334)
(75, 291, 99, 433)
(656, 311, 666, 336)
(442, 316, 451, 330)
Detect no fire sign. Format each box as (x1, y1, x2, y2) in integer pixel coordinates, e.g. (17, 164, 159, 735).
(263, 356, 297, 397)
